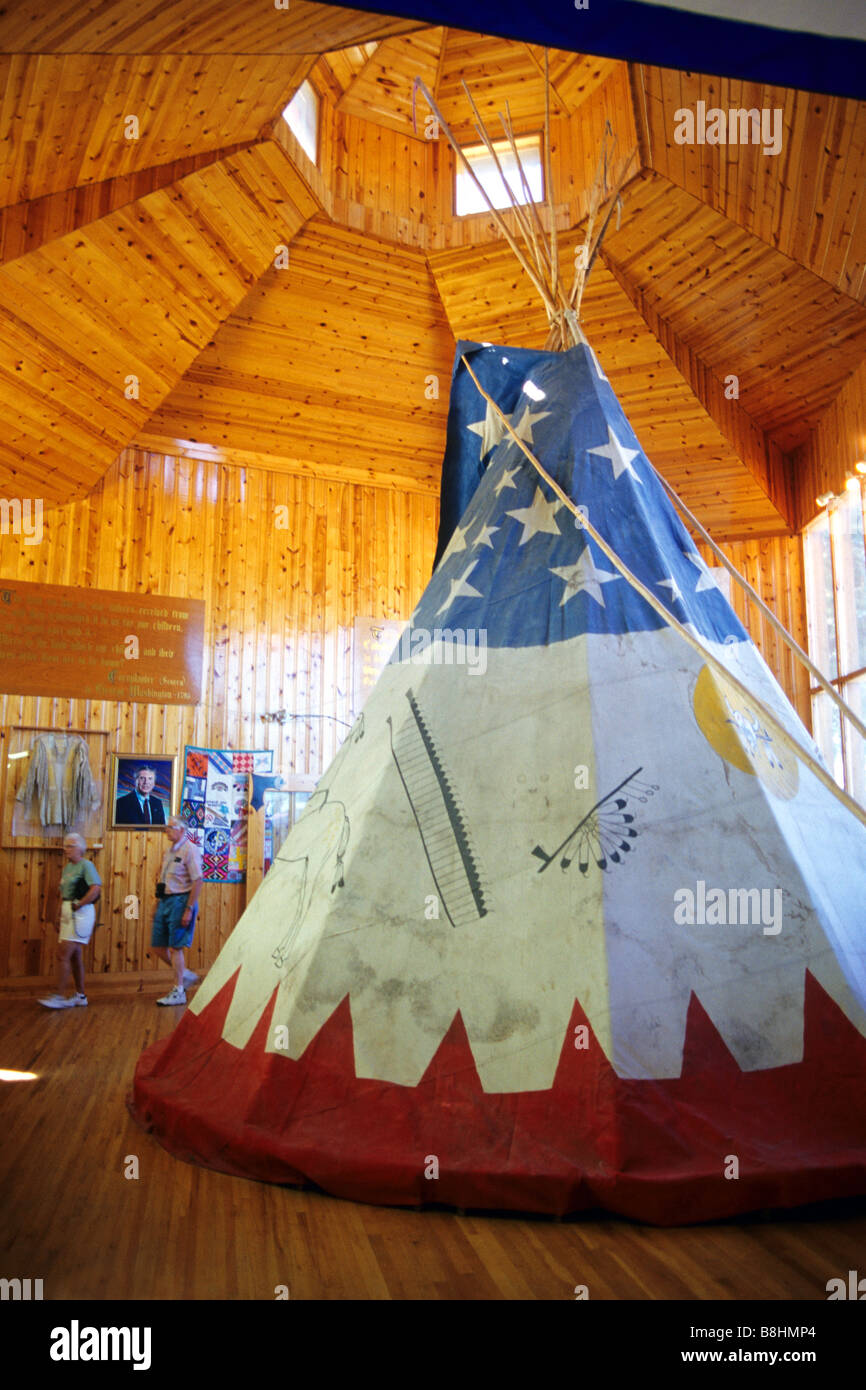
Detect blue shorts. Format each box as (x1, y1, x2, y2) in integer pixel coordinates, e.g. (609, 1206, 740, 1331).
(151, 893, 198, 950)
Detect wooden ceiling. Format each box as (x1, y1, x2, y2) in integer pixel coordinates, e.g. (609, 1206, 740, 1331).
(637, 67, 866, 303)
(602, 170, 866, 451)
(0, 53, 312, 205)
(0, 3, 422, 53)
(143, 219, 454, 493)
(335, 29, 445, 135)
(323, 28, 620, 143)
(0, 7, 863, 538)
(0, 145, 317, 495)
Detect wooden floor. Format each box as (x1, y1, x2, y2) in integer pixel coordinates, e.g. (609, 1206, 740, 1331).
(1, 988, 864, 1301)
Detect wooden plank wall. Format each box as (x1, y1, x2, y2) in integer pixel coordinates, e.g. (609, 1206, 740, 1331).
(0, 445, 807, 985)
(0, 446, 437, 983)
(697, 535, 811, 726)
(794, 357, 866, 529)
(0, 450, 808, 986)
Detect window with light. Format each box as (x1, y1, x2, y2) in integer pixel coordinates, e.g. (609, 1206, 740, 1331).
(283, 81, 319, 164)
(803, 476, 866, 802)
(455, 135, 543, 217)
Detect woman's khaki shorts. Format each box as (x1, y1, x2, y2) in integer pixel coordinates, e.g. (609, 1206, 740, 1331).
(59, 900, 95, 945)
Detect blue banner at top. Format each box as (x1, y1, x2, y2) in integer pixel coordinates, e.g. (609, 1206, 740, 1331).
(321, 0, 866, 100)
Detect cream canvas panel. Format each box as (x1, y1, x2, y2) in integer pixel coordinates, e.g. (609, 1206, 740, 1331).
(191, 637, 611, 1092)
(587, 628, 866, 1081)
(191, 623, 866, 1091)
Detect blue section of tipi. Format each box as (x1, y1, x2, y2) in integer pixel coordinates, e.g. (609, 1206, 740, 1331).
(411, 340, 748, 651)
(433, 343, 549, 568)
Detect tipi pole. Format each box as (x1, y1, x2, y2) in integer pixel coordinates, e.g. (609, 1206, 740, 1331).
(460, 81, 554, 295)
(544, 51, 559, 315)
(653, 471, 866, 748)
(582, 155, 634, 287)
(413, 71, 861, 794)
(568, 124, 613, 320)
(459, 354, 866, 829)
(499, 102, 554, 292)
(412, 78, 559, 321)
(573, 151, 637, 321)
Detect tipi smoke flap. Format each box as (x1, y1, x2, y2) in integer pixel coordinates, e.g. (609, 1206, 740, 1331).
(131, 337, 866, 1223)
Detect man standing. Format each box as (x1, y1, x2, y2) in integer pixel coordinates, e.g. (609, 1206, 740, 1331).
(116, 766, 167, 826)
(151, 816, 203, 1006)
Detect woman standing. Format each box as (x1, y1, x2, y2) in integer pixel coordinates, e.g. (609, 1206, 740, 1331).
(39, 833, 101, 1009)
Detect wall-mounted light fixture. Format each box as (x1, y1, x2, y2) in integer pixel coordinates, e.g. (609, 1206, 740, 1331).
(816, 468, 865, 508)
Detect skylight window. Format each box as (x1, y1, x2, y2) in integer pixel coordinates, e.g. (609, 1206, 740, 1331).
(283, 81, 319, 164)
(455, 135, 543, 217)
(804, 482, 866, 801)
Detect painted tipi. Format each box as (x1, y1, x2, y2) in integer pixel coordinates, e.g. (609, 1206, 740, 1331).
(132, 329, 866, 1223)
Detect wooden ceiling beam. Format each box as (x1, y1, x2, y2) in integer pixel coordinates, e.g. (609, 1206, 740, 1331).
(432, 28, 449, 105)
(523, 45, 619, 114)
(336, 38, 390, 111)
(312, 54, 351, 107)
(0, 52, 314, 209)
(521, 44, 571, 118)
(0, 143, 256, 265)
(0, 144, 318, 501)
(335, 29, 445, 141)
(627, 63, 652, 174)
(267, 120, 334, 224)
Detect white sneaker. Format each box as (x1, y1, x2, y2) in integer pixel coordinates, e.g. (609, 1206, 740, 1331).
(182, 970, 199, 987)
(71, 993, 88, 1007)
(157, 987, 187, 1006)
(39, 993, 75, 1009)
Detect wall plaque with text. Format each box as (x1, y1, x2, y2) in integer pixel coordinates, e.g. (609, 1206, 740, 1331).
(0, 582, 204, 705)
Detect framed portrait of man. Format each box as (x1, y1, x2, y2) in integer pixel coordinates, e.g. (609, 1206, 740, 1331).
(110, 755, 176, 830)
